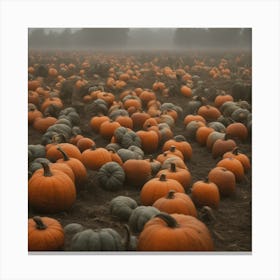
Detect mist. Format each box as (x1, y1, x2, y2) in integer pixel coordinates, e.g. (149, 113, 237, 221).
(28, 28, 251, 51)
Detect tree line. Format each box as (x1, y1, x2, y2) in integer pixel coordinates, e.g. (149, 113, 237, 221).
(28, 28, 251, 50)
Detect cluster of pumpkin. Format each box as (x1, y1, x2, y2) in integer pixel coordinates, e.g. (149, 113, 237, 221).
(28, 52, 251, 252)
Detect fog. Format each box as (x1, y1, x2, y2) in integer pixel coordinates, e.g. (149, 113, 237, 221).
(28, 28, 251, 51)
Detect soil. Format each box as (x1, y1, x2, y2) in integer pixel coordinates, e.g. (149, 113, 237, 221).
(28, 50, 252, 252)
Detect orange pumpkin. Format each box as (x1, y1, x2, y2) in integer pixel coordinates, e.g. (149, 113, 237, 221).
(191, 179, 220, 209)
(140, 174, 185, 206)
(137, 212, 214, 251)
(28, 216, 64, 251)
(152, 190, 197, 216)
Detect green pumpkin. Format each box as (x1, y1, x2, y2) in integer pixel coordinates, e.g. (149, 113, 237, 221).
(128, 206, 160, 234)
(97, 162, 125, 191)
(109, 196, 138, 221)
(28, 144, 46, 161)
(71, 228, 123, 251)
(121, 131, 142, 149)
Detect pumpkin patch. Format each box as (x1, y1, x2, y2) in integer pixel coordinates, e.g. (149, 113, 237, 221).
(28, 43, 251, 252)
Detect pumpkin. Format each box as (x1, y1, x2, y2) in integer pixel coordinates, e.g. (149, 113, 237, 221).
(123, 159, 152, 187)
(81, 145, 112, 171)
(223, 147, 251, 172)
(120, 131, 142, 149)
(216, 157, 245, 182)
(137, 212, 214, 251)
(48, 162, 75, 182)
(156, 162, 192, 191)
(180, 85, 192, 97)
(46, 143, 82, 162)
(136, 130, 159, 154)
(191, 179, 220, 209)
(206, 131, 226, 151)
(64, 223, 84, 235)
(71, 228, 123, 251)
(197, 105, 221, 121)
(162, 137, 192, 161)
(28, 106, 43, 125)
(90, 115, 110, 132)
(28, 144, 46, 161)
(56, 147, 87, 186)
(225, 122, 248, 142)
(152, 190, 197, 216)
(76, 137, 95, 152)
(128, 206, 160, 234)
(196, 126, 215, 146)
(208, 167, 236, 196)
(33, 117, 57, 133)
(97, 162, 125, 191)
(183, 114, 206, 126)
(28, 162, 76, 213)
(99, 120, 121, 139)
(109, 196, 138, 221)
(115, 115, 133, 129)
(140, 174, 185, 206)
(28, 216, 64, 251)
(131, 111, 151, 130)
(145, 157, 161, 175)
(214, 94, 234, 108)
(211, 136, 237, 159)
(161, 156, 187, 170)
(185, 120, 206, 140)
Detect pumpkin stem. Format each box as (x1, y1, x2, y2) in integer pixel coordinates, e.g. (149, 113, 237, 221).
(169, 146, 176, 152)
(41, 162, 53, 177)
(159, 173, 167, 181)
(33, 216, 47, 230)
(57, 146, 70, 161)
(155, 212, 179, 228)
(170, 162, 177, 172)
(232, 147, 239, 155)
(91, 144, 97, 150)
(166, 190, 176, 199)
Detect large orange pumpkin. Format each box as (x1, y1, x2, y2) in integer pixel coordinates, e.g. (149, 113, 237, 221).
(137, 212, 214, 251)
(28, 216, 64, 251)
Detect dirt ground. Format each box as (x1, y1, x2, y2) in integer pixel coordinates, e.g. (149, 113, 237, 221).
(28, 51, 252, 252)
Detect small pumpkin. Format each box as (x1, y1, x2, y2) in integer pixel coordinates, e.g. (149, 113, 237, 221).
(109, 196, 138, 221)
(97, 162, 125, 191)
(216, 157, 245, 182)
(46, 143, 82, 162)
(225, 122, 248, 142)
(196, 126, 215, 146)
(76, 137, 95, 152)
(137, 212, 214, 251)
(81, 145, 112, 171)
(197, 105, 221, 122)
(191, 179, 220, 209)
(140, 174, 185, 206)
(123, 159, 152, 188)
(136, 130, 159, 154)
(152, 190, 197, 216)
(222, 147, 251, 172)
(156, 162, 192, 191)
(208, 167, 236, 196)
(28, 216, 64, 251)
(162, 136, 192, 161)
(56, 146, 87, 186)
(211, 136, 237, 159)
(128, 206, 160, 234)
(70, 228, 123, 251)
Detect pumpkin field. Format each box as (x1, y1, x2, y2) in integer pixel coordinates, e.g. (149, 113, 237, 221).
(28, 50, 252, 252)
